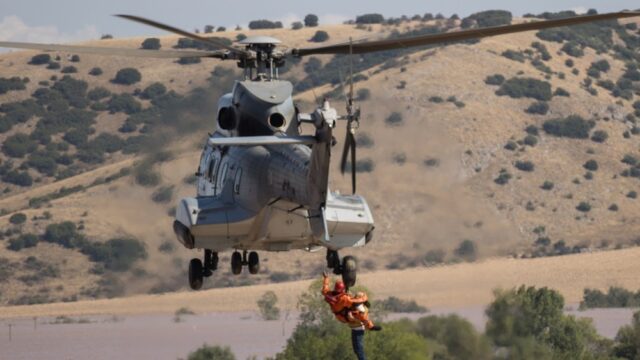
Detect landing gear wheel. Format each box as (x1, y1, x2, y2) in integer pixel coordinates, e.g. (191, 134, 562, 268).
(341, 256, 357, 288)
(326, 250, 341, 274)
(231, 251, 243, 275)
(188, 258, 203, 290)
(248, 251, 260, 274)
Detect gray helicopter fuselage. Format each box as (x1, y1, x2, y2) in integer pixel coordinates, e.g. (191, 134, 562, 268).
(174, 80, 375, 253)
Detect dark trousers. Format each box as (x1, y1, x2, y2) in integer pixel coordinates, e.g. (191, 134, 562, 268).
(351, 328, 366, 360)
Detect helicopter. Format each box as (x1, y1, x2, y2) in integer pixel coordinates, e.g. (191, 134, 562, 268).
(1, 11, 638, 290)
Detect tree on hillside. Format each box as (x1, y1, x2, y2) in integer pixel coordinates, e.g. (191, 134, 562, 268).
(140, 38, 161, 50)
(304, 14, 319, 27)
(112, 68, 142, 85)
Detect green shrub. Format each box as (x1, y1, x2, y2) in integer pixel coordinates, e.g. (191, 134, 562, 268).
(52, 76, 89, 108)
(354, 158, 375, 173)
(47, 62, 61, 70)
(416, 314, 491, 359)
(2, 133, 37, 158)
(561, 42, 584, 57)
(454, 239, 477, 261)
(112, 68, 142, 85)
(553, 88, 570, 97)
(89, 133, 124, 153)
(269, 272, 291, 283)
(87, 87, 111, 101)
(187, 345, 236, 360)
(355, 13, 385, 24)
(9, 213, 27, 225)
(108, 94, 142, 114)
(89, 67, 103, 76)
(7, 234, 39, 251)
(257, 290, 280, 320)
(504, 141, 517, 151)
(613, 311, 640, 359)
(134, 163, 161, 187)
(501, 50, 525, 63)
(378, 296, 427, 313)
(141, 38, 161, 50)
(140, 82, 167, 100)
(84, 237, 147, 272)
(576, 202, 591, 212)
(628, 191, 638, 199)
(496, 78, 552, 101)
(494, 170, 512, 185)
(355, 133, 374, 148)
(463, 10, 512, 28)
(247, 20, 282, 29)
(581, 287, 640, 309)
(583, 160, 598, 171)
(523, 135, 538, 147)
(385, 112, 403, 126)
(29, 54, 51, 65)
(304, 14, 319, 27)
(485, 74, 505, 85)
(356, 88, 371, 101)
(27, 151, 58, 176)
(0, 77, 27, 95)
(70, 55, 80, 62)
(61, 66, 77, 74)
(622, 154, 638, 166)
(590, 130, 608, 143)
(543, 115, 594, 139)
(291, 21, 304, 30)
(525, 101, 549, 115)
(43, 221, 84, 248)
(3, 170, 33, 187)
(151, 185, 174, 203)
(177, 57, 201, 65)
(590, 59, 610, 73)
(515, 160, 535, 172)
(310, 30, 329, 42)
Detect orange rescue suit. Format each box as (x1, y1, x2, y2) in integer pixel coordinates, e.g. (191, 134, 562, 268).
(322, 276, 374, 329)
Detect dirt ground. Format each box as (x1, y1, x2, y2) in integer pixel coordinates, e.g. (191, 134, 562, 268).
(0, 307, 637, 360)
(1, 246, 640, 319)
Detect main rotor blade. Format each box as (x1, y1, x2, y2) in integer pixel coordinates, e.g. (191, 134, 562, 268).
(293, 11, 640, 56)
(116, 14, 247, 56)
(0, 41, 225, 58)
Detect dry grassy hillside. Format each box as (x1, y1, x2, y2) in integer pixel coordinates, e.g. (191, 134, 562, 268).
(0, 12, 639, 306)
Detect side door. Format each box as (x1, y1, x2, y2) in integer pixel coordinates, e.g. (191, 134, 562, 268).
(197, 147, 212, 196)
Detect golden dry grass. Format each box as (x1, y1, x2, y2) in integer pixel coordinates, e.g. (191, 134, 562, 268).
(2, 246, 640, 319)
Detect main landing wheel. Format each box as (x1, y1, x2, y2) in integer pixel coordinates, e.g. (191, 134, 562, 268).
(231, 251, 243, 275)
(188, 258, 203, 290)
(341, 256, 357, 288)
(248, 251, 260, 274)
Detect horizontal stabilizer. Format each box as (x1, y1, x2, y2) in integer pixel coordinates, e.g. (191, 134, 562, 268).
(208, 135, 316, 146)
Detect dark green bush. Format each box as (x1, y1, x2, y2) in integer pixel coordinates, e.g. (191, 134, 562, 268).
(583, 160, 598, 171)
(454, 239, 477, 261)
(590, 59, 610, 73)
(29, 54, 51, 65)
(187, 345, 236, 360)
(354, 158, 375, 173)
(291, 21, 303, 30)
(3, 170, 33, 187)
(378, 296, 427, 313)
(87, 87, 111, 101)
(2, 133, 37, 158)
(355, 13, 385, 24)
(177, 57, 201, 65)
(84, 237, 147, 272)
(140, 82, 167, 100)
(43, 221, 84, 248)
(52, 76, 89, 108)
(622, 154, 638, 166)
(89, 133, 124, 153)
(501, 50, 525, 63)
(561, 42, 584, 57)
(504, 141, 517, 151)
(112, 68, 142, 85)
(108, 94, 142, 114)
(494, 170, 512, 185)
(462, 10, 512, 28)
(576, 202, 591, 212)
(70, 55, 80, 62)
(8, 234, 39, 251)
(553, 88, 570, 97)
(89, 67, 103, 76)
(0, 77, 27, 95)
(27, 152, 58, 176)
(61, 66, 77, 74)
(496, 78, 552, 101)
(581, 287, 640, 309)
(590, 130, 608, 143)
(540, 180, 554, 191)
(523, 135, 538, 147)
(385, 112, 403, 127)
(151, 185, 174, 203)
(628, 191, 638, 199)
(515, 160, 535, 172)
(304, 14, 319, 27)
(525, 101, 549, 115)
(141, 38, 161, 50)
(543, 115, 594, 139)
(485, 74, 505, 85)
(47, 62, 61, 70)
(248, 20, 282, 29)
(310, 30, 329, 43)
(9, 213, 27, 225)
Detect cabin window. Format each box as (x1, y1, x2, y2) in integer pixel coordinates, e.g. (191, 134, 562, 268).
(207, 158, 217, 181)
(218, 163, 228, 192)
(234, 168, 243, 195)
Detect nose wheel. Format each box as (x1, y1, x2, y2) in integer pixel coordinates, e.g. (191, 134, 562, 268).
(326, 250, 358, 288)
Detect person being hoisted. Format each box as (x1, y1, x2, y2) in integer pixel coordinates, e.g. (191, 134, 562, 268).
(322, 271, 381, 360)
